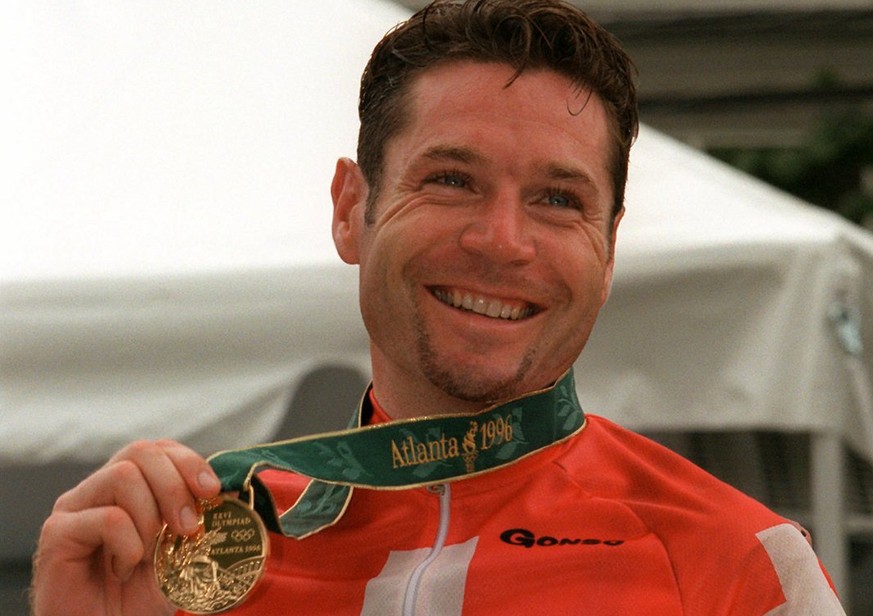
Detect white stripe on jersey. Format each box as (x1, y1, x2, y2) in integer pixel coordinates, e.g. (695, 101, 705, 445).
(362, 537, 479, 616)
(759, 524, 845, 615)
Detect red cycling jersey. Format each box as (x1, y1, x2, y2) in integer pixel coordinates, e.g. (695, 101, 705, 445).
(177, 400, 843, 615)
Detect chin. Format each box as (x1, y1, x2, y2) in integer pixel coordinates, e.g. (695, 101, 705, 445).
(423, 357, 535, 405)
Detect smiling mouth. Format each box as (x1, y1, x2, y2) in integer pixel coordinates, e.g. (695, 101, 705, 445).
(431, 287, 539, 321)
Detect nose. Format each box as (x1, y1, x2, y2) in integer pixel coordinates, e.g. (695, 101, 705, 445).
(458, 194, 536, 265)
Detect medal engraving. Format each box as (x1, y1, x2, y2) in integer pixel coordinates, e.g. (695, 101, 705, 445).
(155, 495, 268, 614)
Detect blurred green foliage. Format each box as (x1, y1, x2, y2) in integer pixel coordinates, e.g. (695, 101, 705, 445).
(709, 108, 873, 228)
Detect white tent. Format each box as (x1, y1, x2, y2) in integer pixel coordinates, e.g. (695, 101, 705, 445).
(3, 0, 873, 599)
(581, 127, 873, 458)
(1, 0, 399, 464)
(0, 0, 402, 568)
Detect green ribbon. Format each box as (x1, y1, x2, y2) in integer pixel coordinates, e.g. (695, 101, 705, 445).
(208, 370, 584, 539)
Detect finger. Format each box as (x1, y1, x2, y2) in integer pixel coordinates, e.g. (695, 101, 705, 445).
(122, 439, 224, 535)
(136, 440, 222, 535)
(150, 439, 222, 499)
(59, 439, 221, 536)
(39, 506, 146, 582)
(54, 459, 164, 545)
(108, 439, 221, 500)
(109, 440, 210, 535)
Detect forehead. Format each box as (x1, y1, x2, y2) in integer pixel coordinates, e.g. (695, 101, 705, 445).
(408, 60, 597, 123)
(392, 61, 613, 190)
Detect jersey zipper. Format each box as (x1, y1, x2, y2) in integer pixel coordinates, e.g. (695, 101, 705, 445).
(401, 483, 452, 616)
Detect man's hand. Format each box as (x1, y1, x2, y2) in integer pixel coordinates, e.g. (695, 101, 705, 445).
(31, 439, 222, 616)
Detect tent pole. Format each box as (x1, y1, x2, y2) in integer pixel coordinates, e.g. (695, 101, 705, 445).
(811, 431, 848, 606)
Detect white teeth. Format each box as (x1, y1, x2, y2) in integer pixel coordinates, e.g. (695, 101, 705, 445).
(432, 289, 532, 321)
(486, 301, 502, 318)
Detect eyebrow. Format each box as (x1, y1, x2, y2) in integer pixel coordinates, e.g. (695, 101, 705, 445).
(545, 162, 591, 182)
(422, 145, 486, 166)
(544, 162, 601, 196)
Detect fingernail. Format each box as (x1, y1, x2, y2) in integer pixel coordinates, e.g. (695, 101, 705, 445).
(198, 471, 220, 492)
(180, 505, 198, 533)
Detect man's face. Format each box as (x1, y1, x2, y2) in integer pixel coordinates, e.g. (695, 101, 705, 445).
(333, 61, 620, 412)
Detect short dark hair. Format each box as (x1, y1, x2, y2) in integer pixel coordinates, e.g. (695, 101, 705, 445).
(357, 0, 638, 222)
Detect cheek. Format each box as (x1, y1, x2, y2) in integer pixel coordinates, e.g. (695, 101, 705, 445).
(371, 215, 456, 278)
(561, 257, 609, 337)
(357, 226, 422, 311)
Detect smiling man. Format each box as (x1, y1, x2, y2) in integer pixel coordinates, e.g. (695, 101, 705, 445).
(333, 61, 620, 417)
(31, 1, 845, 614)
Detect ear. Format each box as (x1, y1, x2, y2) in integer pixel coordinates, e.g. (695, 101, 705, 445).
(600, 206, 624, 306)
(331, 157, 368, 265)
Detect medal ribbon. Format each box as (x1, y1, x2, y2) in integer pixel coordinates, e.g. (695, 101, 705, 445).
(208, 370, 584, 539)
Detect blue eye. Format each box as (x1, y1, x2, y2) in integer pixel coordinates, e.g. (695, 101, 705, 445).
(441, 174, 466, 187)
(544, 190, 581, 210)
(428, 170, 470, 188)
(547, 194, 570, 207)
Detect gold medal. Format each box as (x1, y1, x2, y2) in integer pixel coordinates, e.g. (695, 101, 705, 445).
(154, 494, 268, 614)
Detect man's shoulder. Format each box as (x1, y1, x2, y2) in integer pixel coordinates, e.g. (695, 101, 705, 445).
(560, 415, 842, 613)
(563, 414, 786, 529)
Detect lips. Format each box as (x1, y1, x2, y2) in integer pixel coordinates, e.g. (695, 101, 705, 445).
(431, 286, 539, 321)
